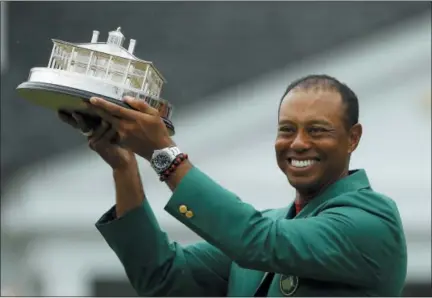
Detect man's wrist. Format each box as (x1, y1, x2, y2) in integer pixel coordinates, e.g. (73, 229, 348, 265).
(165, 160, 193, 192)
(112, 161, 139, 176)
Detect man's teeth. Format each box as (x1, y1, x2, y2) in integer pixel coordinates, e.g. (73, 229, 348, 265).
(290, 159, 316, 168)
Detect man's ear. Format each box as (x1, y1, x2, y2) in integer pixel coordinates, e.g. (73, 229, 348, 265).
(348, 123, 362, 154)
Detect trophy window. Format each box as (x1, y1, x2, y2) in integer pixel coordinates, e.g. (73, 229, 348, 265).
(48, 44, 69, 70)
(88, 54, 110, 78)
(135, 93, 162, 111)
(145, 68, 163, 98)
(63, 47, 93, 74)
(123, 90, 138, 99)
(129, 63, 148, 91)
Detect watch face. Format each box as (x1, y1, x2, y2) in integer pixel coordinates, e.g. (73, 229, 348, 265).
(153, 153, 171, 171)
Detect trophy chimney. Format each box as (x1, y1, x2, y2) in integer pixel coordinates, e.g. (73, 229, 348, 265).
(91, 30, 100, 43)
(128, 39, 136, 54)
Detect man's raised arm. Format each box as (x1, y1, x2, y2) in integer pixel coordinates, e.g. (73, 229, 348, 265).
(57, 110, 231, 297)
(95, 164, 232, 297)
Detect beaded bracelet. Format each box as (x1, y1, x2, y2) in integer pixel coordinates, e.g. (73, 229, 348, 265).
(159, 153, 189, 182)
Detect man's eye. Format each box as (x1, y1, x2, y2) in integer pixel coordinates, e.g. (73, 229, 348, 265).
(309, 127, 327, 134)
(279, 126, 295, 133)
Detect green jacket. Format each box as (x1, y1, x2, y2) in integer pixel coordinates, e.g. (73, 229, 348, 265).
(96, 168, 407, 296)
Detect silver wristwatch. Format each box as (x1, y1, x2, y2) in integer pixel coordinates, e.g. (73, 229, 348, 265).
(150, 146, 182, 174)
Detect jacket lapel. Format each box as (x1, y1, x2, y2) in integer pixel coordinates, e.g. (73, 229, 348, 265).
(253, 204, 293, 296)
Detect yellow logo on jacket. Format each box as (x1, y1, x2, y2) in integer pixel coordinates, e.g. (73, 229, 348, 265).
(280, 275, 299, 296)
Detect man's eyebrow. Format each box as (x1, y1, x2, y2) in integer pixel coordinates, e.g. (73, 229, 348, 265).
(308, 120, 333, 126)
(277, 119, 333, 126)
(278, 119, 294, 125)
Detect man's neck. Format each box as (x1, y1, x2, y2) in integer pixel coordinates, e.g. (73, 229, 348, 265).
(295, 168, 350, 203)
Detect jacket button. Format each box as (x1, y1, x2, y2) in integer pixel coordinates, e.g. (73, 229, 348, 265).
(179, 205, 188, 214)
(185, 210, 194, 218)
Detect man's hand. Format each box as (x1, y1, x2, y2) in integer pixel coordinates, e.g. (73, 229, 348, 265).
(58, 110, 137, 170)
(87, 96, 175, 161)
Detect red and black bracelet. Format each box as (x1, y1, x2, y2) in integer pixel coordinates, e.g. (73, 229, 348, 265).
(159, 153, 189, 181)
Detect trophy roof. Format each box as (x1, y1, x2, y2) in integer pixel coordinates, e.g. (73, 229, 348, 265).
(77, 42, 143, 61)
(52, 39, 167, 82)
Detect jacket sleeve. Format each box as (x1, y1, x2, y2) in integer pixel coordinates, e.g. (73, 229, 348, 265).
(95, 200, 231, 297)
(164, 167, 397, 287)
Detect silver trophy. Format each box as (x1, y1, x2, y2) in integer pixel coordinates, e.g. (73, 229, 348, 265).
(16, 27, 175, 135)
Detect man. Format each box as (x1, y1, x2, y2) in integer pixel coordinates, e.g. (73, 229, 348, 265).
(59, 75, 407, 296)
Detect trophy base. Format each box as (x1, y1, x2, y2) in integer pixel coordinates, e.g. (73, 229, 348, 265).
(17, 81, 175, 135)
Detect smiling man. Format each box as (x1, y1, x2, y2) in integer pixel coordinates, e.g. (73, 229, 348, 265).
(60, 74, 407, 296)
(275, 76, 363, 212)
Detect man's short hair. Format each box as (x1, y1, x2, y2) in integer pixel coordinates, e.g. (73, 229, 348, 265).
(278, 74, 359, 129)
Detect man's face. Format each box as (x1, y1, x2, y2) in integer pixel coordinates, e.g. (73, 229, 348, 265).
(275, 88, 362, 193)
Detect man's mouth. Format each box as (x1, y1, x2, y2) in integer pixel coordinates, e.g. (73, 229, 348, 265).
(287, 158, 320, 170)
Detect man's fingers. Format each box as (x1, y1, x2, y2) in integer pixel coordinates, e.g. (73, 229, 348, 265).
(71, 112, 91, 132)
(123, 96, 160, 116)
(57, 110, 79, 129)
(88, 123, 120, 151)
(103, 125, 120, 144)
(87, 105, 121, 127)
(88, 121, 110, 143)
(89, 97, 136, 120)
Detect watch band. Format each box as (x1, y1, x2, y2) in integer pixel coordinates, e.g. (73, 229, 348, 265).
(159, 153, 189, 182)
(167, 146, 181, 157)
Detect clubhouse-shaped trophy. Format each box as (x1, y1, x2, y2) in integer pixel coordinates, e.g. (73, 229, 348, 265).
(16, 27, 175, 135)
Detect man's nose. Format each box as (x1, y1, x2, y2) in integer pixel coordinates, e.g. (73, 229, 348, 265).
(290, 132, 311, 152)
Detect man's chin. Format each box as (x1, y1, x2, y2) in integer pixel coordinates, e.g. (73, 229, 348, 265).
(286, 174, 319, 192)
